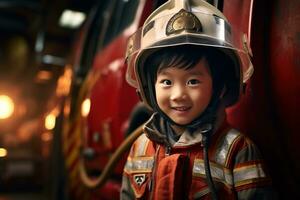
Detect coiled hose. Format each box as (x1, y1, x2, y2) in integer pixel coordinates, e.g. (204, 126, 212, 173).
(79, 124, 144, 188)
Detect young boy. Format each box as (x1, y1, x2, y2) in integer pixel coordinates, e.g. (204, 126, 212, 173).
(121, 0, 274, 199)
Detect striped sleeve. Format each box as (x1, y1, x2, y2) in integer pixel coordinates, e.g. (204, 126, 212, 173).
(232, 135, 275, 199)
(120, 135, 145, 200)
(120, 133, 153, 200)
(120, 140, 138, 200)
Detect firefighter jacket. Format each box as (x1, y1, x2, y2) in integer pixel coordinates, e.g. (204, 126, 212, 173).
(120, 113, 273, 200)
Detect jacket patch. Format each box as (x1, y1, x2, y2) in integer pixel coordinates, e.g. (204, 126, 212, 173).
(133, 174, 146, 186)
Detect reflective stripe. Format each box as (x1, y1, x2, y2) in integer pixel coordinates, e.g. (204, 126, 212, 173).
(135, 134, 150, 157)
(215, 129, 241, 166)
(124, 157, 154, 174)
(193, 159, 233, 186)
(233, 163, 266, 186)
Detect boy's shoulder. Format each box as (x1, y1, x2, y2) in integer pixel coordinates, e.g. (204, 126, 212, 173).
(129, 133, 155, 158)
(213, 127, 262, 167)
(214, 126, 254, 147)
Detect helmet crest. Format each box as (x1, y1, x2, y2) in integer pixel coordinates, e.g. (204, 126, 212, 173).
(166, 9, 202, 35)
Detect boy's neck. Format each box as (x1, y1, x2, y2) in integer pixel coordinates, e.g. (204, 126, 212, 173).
(170, 125, 185, 136)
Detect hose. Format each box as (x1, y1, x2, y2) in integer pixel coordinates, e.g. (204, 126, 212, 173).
(79, 124, 144, 188)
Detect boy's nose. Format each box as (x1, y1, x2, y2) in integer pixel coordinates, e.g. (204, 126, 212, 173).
(170, 85, 187, 101)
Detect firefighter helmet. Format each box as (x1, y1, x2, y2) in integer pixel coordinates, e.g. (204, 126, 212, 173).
(126, 0, 253, 109)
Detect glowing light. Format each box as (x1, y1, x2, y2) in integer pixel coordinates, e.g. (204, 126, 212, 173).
(0, 95, 14, 119)
(59, 9, 86, 29)
(36, 70, 53, 81)
(64, 99, 71, 116)
(81, 98, 91, 117)
(45, 114, 56, 130)
(56, 66, 72, 96)
(41, 132, 53, 142)
(0, 148, 7, 157)
(51, 106, 60, 117)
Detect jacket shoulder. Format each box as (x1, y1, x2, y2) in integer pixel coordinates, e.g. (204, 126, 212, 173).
(129, 133, 155, 158)
(214, 128, 243, 167)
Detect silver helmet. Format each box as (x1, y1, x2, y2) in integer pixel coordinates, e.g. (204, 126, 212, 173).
(126, 0, 253, 109)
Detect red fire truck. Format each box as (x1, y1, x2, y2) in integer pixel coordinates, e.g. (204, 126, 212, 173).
(61, 0, 299, 199)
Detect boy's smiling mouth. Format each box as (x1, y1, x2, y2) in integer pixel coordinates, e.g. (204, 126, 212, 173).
(171, 106, 191, 112)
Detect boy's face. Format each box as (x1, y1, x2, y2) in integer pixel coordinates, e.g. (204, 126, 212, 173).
(155, 59, 213, 125)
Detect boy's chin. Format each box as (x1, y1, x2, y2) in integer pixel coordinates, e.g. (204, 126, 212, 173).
(171, 119, 192, 126)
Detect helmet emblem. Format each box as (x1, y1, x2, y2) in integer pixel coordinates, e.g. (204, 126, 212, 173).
(166, 9, 202, 35)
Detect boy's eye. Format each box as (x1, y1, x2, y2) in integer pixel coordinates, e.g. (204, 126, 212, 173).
(187, 79, 200, 85)
(160, 79, 172, 85)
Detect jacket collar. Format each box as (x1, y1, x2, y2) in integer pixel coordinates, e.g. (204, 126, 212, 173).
(143, 109, 229, 148)
(143, 113, 205, 147)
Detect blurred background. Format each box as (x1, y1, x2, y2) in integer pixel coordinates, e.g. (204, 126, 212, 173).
(0, 0, 95, 199)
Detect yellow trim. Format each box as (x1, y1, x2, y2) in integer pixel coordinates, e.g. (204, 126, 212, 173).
(233, 163, 263, 173)
(124, 168, 152, 174)
(66, 145, 79, 167)
(234, 178, 266, 187)
(233, 163, 266, 186)
(127, 156, 154, 161)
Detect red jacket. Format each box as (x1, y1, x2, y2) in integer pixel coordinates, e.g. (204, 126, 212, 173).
(121, 114, 273, 199)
